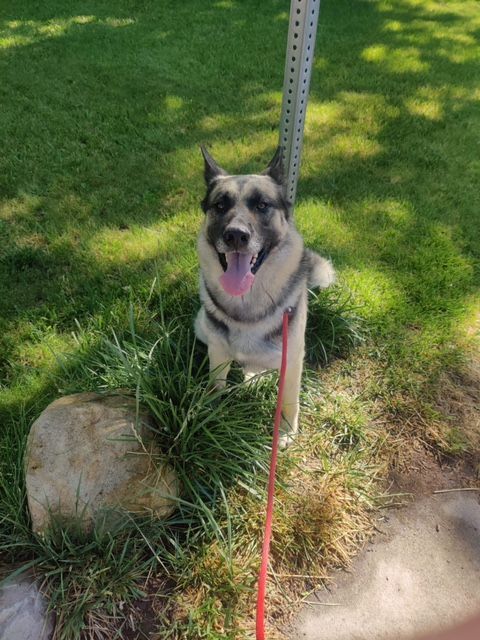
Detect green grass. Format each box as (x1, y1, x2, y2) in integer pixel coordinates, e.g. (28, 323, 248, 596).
(1, 0, 479, 637)
(1, 305, 373, 639)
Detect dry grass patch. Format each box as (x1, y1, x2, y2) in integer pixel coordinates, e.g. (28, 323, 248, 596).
(168, 399, 387, 639)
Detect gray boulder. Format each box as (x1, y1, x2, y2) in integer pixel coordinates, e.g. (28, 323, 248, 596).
(25, 392, 178, 534)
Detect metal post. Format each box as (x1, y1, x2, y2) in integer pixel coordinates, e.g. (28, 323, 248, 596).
(279, 0, 321, 207)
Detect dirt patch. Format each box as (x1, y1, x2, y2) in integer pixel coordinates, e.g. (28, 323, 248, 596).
(436, 356, 480, 457)
(389, 344, 480, 498)
(81, 577, 174, 640)
(389, 442, 478, 498)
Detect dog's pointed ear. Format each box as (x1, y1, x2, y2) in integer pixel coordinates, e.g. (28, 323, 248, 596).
(200, 145, 227, 186)
(262, 146, 285, 185)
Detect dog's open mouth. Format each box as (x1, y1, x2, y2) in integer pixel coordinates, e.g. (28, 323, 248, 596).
(217, 248, 268, 296)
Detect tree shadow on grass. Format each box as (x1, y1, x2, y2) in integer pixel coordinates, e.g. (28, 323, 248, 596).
(0, 0, 291, 374)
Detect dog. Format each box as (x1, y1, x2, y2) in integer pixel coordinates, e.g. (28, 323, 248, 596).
(195, 145, 335, 446)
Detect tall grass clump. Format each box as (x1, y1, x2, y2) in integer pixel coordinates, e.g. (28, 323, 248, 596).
(80, 307, 279, 509)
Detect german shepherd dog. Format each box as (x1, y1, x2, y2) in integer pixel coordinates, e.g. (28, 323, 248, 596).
(195, 146, 335, 446)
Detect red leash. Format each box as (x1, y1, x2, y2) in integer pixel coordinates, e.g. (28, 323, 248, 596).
(256, 309, 290, 640)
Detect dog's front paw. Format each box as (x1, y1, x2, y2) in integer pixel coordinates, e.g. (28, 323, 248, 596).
(208, 377, 227, 392)
(279, 432, 295, 449)
(279, 415, 298, 449)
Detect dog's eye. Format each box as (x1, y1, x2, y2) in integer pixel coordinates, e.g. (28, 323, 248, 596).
(256, 201, 269, 212)
(214, 201, 226, 213)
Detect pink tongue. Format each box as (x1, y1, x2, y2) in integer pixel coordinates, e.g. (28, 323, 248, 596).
(220, 252, 255, 296)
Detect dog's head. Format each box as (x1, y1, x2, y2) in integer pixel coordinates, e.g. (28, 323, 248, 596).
(200, 146, 292, 297)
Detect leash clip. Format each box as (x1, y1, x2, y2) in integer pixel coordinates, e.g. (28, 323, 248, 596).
(284, 306, 295, 318)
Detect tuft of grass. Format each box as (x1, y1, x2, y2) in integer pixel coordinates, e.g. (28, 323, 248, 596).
(72, 309, 278, 503)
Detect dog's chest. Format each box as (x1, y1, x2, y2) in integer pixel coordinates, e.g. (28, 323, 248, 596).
(226, 325, 282, 372)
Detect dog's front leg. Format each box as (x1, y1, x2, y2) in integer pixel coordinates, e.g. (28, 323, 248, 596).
(208, 341, 232, 389)
(279, 347, 304, 448)
(279, 299, 307, 448)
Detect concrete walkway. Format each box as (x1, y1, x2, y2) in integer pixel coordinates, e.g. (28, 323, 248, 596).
(289, 491, 480, 640)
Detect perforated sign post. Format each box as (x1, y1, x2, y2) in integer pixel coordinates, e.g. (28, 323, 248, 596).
(279, 0, 321, 208)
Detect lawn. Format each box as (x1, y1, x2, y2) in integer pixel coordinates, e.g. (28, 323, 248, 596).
(1, 0, 479, 638)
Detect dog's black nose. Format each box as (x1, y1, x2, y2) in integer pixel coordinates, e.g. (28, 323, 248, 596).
(223, 227, 251, 250)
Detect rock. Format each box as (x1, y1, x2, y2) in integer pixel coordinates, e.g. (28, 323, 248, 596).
(0, 574, 54, 640)
(25, 393, 178, 534)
